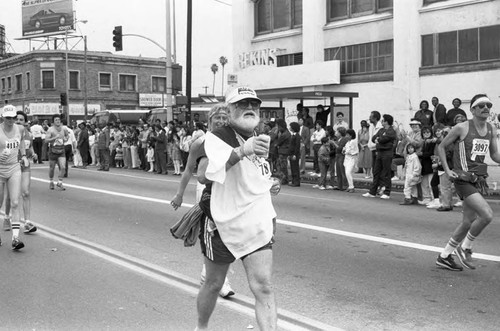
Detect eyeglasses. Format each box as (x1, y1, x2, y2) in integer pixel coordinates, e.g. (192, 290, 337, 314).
(476, 102, 493, 109)
(235, 99, 261, 110)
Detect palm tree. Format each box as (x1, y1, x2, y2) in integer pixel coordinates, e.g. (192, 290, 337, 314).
(219, 56, 228, 96)
(210, 63, 219, 95)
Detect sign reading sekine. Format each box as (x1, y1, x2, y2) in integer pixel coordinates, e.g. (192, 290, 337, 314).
(22, 0, 74, 38)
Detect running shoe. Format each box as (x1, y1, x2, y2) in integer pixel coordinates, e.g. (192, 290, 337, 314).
(391, 176, 399, 181)
(56, 182, 66, 191)
(325, 185, 334, 190)
(319, 186, 326, 190)
(453, 201, 463, 207)
(436, 254, 463, 271)
(380, 194, 390, 200)
(219, 281, 235, 299)
(362, 192, 376, 198)
(455, 246, 476, 270)
(312, 185, 320, 189)
(12, 237, 24, 250)
(24, 222, 37, 234)
(49, 182, 55, 190)
(3, 218, 11, 231)
(426, 199, 441, 209)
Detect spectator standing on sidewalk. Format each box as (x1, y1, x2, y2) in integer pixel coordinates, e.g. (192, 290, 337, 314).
(432, 96, 447, 126)
(298, 118, 310, 174)
(333, 127, 348, 191)
(314, 137, 331, 190)
(63, 124, 76, 176)
(275, 119, 291, 185)
(288, 122, 301, 187)
(302, 107, 314, 130)
(363, 114, 397, 199)
(77, 122, 89, 169)
(414, 100, 434, 127)
(357, 120, 372, 178)
(399, 143, 422, 205)
(310, 120, 326, 176)
(315, 104, 330, 127)
(368, 111, 383, 172)
(343, 129, 359, 193)
(436, 93, 500, 271)
(97, 123, 111, 171)
(445, 98, 468, 127)
(417, 126, 436, 205)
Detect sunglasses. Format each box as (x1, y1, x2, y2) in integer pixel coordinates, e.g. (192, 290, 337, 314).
(4, 116, 16, 120)
(476, 102, 493, 109)
(235, 99, 261, 110)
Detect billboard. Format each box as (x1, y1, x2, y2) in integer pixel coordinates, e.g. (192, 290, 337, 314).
(22, 0, 74, 38)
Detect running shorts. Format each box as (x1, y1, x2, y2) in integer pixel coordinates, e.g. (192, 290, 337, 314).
(199, 216, 274, 265)
(0, 163, 21, 183)
(454, 179, 481, 200)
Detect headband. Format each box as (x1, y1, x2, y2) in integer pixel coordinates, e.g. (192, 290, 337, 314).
(470, 96, 492, 109)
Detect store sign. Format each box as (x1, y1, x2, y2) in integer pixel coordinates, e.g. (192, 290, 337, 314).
(139, 93, 163, 107)
(238, 48, 278, 70)
(22, 0, 75, 38)
(28, 103, 60, 115)
(227, 74, 238, 85)
(69, 104, 101, 115)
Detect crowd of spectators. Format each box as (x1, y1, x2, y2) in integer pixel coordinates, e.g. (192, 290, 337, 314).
(263, 97, 471, 211)
(30, 117, 207, 176)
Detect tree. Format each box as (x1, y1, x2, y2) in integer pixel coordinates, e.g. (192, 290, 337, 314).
(219, 56, 228, 96)
(210, 63, 219, 95)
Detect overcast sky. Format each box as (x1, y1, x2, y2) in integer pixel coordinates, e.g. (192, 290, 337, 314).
(0, 0, 233, 96)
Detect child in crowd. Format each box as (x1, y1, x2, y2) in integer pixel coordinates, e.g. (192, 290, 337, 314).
(400, 143, 422, 205)
(343, 129, 359, 193)
(114, 143, 124, 168)
(146, 142, 155, 172)
(171, 127, 182, 175)
(313, 137, 332, 190)
(418, 126, 437, 205)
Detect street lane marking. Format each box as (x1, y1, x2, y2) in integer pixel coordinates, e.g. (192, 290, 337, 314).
(36, 223, 341, 331)
(31, 176, 500, 263)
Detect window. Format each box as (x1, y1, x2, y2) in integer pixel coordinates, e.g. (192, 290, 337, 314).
(276, 53, 303, 67)
(69, 71, 80, 90)
(7, 77, 11, 92)
(328, 0, 392, 21)
(255, 0, 302, 35)
(1, 78, 5, 94)
(423, 0, 448, 4)
(325, 40, 393, 74)
(422, 24, 500, 67)
(15, 74, 22, 92)
(41, 70, 55, 89)
(99, 73, 112, 90)
(152, 76, 166, 93)
(26, 72, 31, 90)
(119, 74, 136, 92)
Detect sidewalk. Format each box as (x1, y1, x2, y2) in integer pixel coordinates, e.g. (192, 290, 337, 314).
(300, 164, 500, 199)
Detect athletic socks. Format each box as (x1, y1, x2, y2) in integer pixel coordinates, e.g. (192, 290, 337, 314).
(440, 238, 460, 258)
(461, 232, 476, 250)
(11, 222, 20, 238)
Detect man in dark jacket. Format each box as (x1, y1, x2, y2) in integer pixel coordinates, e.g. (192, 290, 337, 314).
(77, 122, 89, 168)
(432, 96, 447, 125)
(363, 114, 397, 199)
(97, 123, 111, 171)
(275, 119, 291, 185)
(445, 98, 468, 127)
(288, 122, 301, 186)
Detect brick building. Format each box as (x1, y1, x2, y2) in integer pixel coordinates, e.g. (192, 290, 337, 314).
(0, 49, 181, 122)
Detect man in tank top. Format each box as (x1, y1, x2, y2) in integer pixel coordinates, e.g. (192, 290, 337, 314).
(436, 94, 500, 271)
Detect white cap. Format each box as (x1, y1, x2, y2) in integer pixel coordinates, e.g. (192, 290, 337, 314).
(225, 87, 261, 104)
(1, 105, 17, 118)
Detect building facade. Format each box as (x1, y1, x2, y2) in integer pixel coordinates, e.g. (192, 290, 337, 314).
(0, 49, 181, 122)
(232, 0, 500, 130)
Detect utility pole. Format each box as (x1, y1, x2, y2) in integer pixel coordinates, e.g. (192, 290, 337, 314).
(186, 0, 192, 127)
(202, 86, 209, 94)
(84, 35, 88, 121)
(165, 0, 173, 114)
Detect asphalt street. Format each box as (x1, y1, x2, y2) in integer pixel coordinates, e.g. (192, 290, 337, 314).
(1, 164, 500, 330)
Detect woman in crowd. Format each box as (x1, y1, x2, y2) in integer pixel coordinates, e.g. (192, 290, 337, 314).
(88, 127, 97, 166)
(357, 120, 372, 178)
(130, 126, 141, 169)
(414, 100, 434, 127)
(310, 120, 326, 176)
(418, 126, 437, 205)
(171, 126, 183, 175)
(334, 127, 349, 191)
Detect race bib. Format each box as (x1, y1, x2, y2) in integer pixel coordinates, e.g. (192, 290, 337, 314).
(471, 138, 489, 161)
(4, 139, 20, 153)
(24, 139, 31, 149)
(248, 155, 272, 179)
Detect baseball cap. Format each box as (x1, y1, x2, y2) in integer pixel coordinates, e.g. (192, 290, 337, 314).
(225, 87, 261, 104)
(2, 105, 17, 118)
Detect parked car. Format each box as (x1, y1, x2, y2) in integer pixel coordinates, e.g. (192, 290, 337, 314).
(29, 9, 69, 29)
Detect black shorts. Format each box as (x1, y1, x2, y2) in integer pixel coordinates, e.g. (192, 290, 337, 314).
(48, 153, 66, 161)
(199, 216, 273, 265)
(454, 180, 480, 200)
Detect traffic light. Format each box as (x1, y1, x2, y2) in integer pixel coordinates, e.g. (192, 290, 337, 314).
(112, 26, 123, 52)
(60, 93, 67, 106)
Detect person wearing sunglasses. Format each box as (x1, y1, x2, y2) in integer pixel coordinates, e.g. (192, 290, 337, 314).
(0, 105, 29, 250)
(436, 94, 500, 271)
